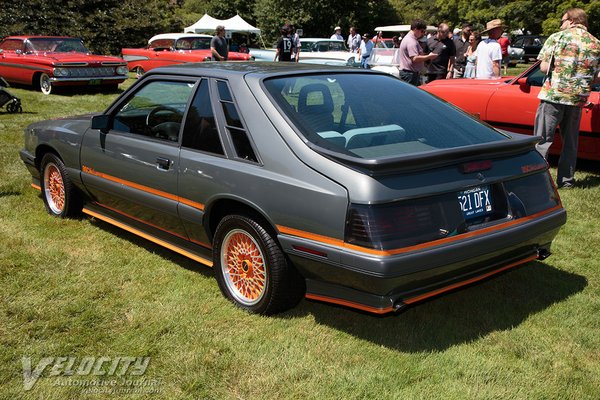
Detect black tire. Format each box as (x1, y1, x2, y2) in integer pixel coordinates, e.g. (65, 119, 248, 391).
(104, 83, 119, 93)
(213, 215, 305, 315)
(39, 153, 82, 218)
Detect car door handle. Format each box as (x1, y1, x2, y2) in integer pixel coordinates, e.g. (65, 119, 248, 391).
(156, 157, 172, 170)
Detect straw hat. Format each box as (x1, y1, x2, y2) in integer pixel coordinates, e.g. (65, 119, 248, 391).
(481, 19, 506, 34)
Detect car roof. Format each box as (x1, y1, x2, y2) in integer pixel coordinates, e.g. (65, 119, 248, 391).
(2, 36, 79, 40)
(300, 38, 345, 43)
(150, 61, 375, 80)
(149, 33, 212, 42)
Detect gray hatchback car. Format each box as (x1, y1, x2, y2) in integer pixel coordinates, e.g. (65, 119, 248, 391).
(20, 62, 566, 315)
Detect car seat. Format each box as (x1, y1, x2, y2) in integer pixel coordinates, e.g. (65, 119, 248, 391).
(297, 83, 335, 132)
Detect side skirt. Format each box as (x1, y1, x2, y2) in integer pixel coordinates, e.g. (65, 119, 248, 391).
(82, 205, 213, 268)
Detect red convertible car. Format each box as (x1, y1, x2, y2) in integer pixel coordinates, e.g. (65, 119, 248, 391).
(121, 33, 253, 76)
(0, 36, 128, 95)
(422, 62, 600, 161)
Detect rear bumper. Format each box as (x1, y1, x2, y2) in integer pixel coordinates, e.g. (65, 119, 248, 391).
(279, 206, 566, 313)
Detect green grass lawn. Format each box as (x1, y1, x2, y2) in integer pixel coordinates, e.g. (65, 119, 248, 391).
(1, 73, 599, 399)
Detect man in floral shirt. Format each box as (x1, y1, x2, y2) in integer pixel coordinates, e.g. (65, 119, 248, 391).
(534, 7, 600, 188)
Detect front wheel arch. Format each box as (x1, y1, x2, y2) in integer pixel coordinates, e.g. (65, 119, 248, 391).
(32, 71, 53, 94)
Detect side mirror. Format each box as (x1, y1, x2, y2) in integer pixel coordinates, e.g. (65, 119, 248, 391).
(517, 77, 530, 93)
(91, 114, 112, 133)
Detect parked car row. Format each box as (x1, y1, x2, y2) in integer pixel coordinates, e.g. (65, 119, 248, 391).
(0, 33, 547, 96)
(122, 33, 253, 77)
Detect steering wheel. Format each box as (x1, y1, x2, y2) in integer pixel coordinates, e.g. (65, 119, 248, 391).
(146, 105, 182, 129)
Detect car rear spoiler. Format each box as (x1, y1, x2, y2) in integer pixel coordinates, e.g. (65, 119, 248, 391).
(309, 132, 541, 176)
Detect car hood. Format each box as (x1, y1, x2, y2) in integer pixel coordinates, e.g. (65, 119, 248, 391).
(26, 52, 125, 64)
(423, 77, 516, 88)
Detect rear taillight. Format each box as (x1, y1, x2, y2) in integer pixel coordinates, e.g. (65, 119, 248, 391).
(504, 171, 560, 217)
(345, 194, 464, 251)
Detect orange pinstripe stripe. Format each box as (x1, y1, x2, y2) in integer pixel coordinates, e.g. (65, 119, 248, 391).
(278, 205, 563, 257)
(82, 166, 205, 211)
(82, 207, 213, 267)
(305, 294, 394, 314)
(96, 201, 212, 249)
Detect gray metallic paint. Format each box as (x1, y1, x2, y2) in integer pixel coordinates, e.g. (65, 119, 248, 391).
(21, 62, 566, 313)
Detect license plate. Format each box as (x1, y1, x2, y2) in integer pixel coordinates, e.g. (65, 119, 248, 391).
(458, 185, 493, 220)
(89, 79, 102, 85)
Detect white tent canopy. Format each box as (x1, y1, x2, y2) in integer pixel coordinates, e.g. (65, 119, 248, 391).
(184, 14, 261, 35)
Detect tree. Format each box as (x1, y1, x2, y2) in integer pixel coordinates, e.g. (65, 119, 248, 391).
(0, 0, 182, 55)
(253, 0, 398, 44)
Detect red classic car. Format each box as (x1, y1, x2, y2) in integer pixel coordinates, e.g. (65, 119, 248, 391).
(421, 62, 600, 161)
(121, 33, 253, 76)
(0, 36, 128, 95)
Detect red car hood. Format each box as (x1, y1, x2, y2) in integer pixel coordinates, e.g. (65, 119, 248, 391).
(26, 52, 125, 65)
(423, 77, 516, 88)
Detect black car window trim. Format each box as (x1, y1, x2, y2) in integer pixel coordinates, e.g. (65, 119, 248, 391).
(211, 78, 262, 165)
(179, 78, 229, 159)
(509, 61, 542, 86)
(105, 75, 199, 146)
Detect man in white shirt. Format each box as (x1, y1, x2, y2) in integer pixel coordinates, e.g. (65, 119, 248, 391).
(347, 26, 360, 53)
(358, 33, 374, 68)
(331, 26, 343, 41)
(475, 19, 505, 79)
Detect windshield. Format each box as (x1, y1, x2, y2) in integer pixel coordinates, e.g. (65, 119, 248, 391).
(27, 38, 89, 53)
(301, 41, 348, 52)
(264, 73, 508, 159)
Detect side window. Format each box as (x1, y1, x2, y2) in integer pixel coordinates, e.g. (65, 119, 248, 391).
(149, 39, 173, 51)
(113, 80, 194, 142)
(525, 66, 546, 87)
(181, 80, 224, 155)
(0, 39, 24, 51)
(216, 80, 258, 162)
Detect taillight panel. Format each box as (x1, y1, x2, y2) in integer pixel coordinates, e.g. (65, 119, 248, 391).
(345, 171, 560, 251)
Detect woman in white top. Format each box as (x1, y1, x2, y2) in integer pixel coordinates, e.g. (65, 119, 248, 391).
(463, 32, 481, 78)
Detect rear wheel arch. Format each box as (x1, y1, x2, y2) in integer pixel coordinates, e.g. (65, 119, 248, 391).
(205, 198, 277, 242)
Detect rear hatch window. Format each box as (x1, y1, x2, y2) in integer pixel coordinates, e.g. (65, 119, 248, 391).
(263, 73, 508, 160)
